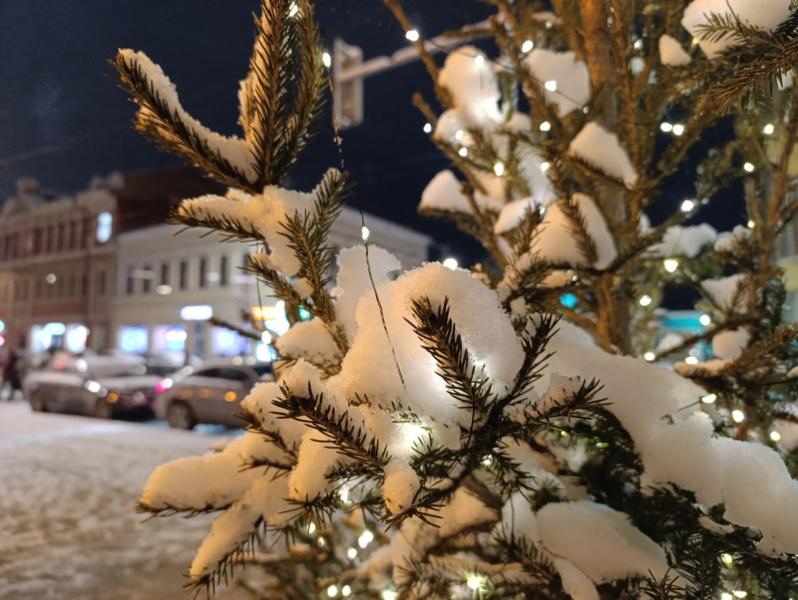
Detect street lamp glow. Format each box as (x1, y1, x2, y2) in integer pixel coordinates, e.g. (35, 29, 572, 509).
(660, 122, 673, 133)
(743, 162, 755, 173)
(540, 161, 550, 173)
(680, 199, 695, 212)
(639, 294, 652, 307)
(423, 122, 432, 134)
(663, 258, 679, 273)
(763, 123, 775, 135)
(539, 120, 551, 132)
(322, 51, 332, 68)
(732, 409, 745, 423)
(405, 28, 420, 42)
(672, 123, 685, 136)
(327, 584, 338, 597)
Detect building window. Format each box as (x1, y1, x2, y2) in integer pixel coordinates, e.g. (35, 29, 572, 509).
(219, 255, 228, 286)
(160, 262, 170, 286)
(57, 223, 65, 251)
(46, 225, 54, 253)
(198, 257, 207, 288)
(142, 264, 152, 294)
(69, 221, 77, 249)
(68, 274, 76, 297)
(126, 267, 135, 295)
(82, 272, 88, 296)
(98, 270, 106, 296)
(179, 260, 188, 290)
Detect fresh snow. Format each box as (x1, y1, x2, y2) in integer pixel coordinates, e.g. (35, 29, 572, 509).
(568, 123, 638, 188)
(682, 0, 792, 59)
(525, 50, 590, 116)
(0, 403, 246, 599)
(420, 170, 472, 215)
(118, 50, 255, 183)
(659, 34, 691, 66)
(530, 194, 617, 269)
(650, 223, 717, 258)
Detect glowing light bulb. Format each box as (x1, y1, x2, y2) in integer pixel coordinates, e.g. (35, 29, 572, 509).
(672, 123, 685, 136)
(474, 54, 485, 67)
(454, 129, 464, 141)
(521, 39, 534, 53)
(347, 547, 357, 559)
(342, 585, 352, 597)
(721, 594, 733, 600)
(381, 592, 398, 600)
(644, 351, 656, 362)
(699, 314, 711, 326)
(634, 38, 644, 50)
(405, 28, 420, 42)
(680, 199, 695, 212)
(466, 574, 486, 591)
(660, 122, 673, 133)
(327, 584, 339, 597)
(663, 258, 679, 273)
(732, 592, 747, 599)
(493, 161, 505, 177)
(763, 123, 775, 135)
(731, 409, 745, 423)
(747, 219, 756, 229)
(639, 294, 652, 307)
(684, 356, 699, 365)
(540, 161, 550, 173)
(358, 529, 374, 549)
(770, 430, 782, 442)
(423, 122, 432, 134)
(322, 52, 332, 68)
(442, 257, 458, 270)
(701, 393, 717, 405)
(743, 162, 755, 173)
(544, 79, 558, 92)
(720, 552, 734, 566)
(361, 226, 370, 242)
(288, 2, 299, 17)
(458, 147, 468, 157)
(539, 120, 551, 132)
(306, 522, 317, 535)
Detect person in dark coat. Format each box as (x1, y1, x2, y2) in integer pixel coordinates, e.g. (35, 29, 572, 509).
(2, 344, 24, 401)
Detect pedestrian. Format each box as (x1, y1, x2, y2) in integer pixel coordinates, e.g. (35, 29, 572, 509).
(1, 344, 23, 401)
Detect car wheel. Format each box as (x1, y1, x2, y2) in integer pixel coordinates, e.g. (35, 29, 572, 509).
(29, 390, 47, 412)
(166, 401, 196, 430)
(94, 398, 113, 420)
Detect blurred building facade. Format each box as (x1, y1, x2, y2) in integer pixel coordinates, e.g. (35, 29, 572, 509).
(113, 207, 432, 362)
(0, 177, 118, 353)
(777, 215, 798, 322)
(0, 167, 432, 360)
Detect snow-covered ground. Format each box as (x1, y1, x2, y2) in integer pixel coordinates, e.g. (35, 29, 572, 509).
(0, 401, 247, 599)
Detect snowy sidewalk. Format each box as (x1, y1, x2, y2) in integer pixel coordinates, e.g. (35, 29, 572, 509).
(0, 402, 243, 599)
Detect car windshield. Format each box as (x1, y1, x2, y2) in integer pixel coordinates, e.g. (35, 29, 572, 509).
(88, 362, 148, 379)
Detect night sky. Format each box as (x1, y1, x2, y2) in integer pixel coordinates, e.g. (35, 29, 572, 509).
(0, 1, 746, 297)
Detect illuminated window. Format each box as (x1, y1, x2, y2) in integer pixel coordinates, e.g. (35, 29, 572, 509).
(95, 212, 113, 244)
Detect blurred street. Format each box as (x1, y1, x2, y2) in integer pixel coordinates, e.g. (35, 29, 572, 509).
(0, 400, 240, 599)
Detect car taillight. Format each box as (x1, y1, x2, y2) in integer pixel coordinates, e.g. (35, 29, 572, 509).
(156, 378, 173, 393)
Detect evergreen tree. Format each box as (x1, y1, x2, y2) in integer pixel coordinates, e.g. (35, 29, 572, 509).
(114, 0, 798, 598)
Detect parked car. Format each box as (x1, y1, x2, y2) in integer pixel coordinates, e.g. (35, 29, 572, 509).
(154, 358, 273, 429)
(23, 354, 160, 419)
